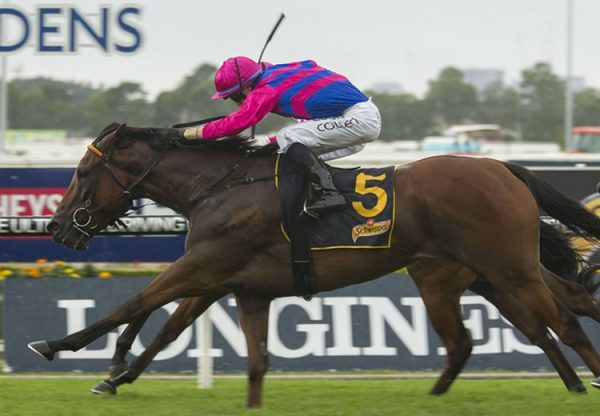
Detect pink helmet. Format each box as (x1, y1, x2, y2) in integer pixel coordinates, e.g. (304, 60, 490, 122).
(212, 56, 262, 100)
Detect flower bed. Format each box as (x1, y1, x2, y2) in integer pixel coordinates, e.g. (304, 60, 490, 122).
(0, 259, 167, 280)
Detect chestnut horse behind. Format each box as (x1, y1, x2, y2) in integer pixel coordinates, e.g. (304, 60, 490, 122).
(28, 123, 600, 407)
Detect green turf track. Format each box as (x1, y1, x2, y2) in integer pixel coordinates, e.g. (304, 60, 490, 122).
(1, 378, 600, 416)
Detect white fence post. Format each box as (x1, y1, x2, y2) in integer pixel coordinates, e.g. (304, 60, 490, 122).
(196, 308, 213, 389)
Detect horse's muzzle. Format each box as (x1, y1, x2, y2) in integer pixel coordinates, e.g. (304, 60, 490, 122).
(47, 220, 90, 251)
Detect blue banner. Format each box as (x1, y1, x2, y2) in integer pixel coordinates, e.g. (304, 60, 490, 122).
(0, 168, 185, 262)
(3, 275, 598, 373)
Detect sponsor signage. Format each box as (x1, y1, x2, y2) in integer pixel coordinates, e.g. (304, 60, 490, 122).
(0, 168, 185, 262)
(0, 4, 143, 55)
(0, 215, 188, 236)
(3, 275, 597, 372)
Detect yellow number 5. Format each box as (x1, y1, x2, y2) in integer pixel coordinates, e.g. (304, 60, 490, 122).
(352, 173, 387, 218)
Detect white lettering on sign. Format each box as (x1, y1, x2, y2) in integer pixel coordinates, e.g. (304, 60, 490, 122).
(52, 295, 545, 362)
(0, 193, 62, 216)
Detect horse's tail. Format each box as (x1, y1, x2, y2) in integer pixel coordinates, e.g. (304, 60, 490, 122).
(504, 161, 600, 295)
(538, 220, 600, 290)
(502, 161, 600, 238)
(539, 220, 580, 279)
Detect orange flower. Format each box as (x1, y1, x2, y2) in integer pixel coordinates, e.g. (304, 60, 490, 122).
(36, 258, 48, 264)
(98, 271, 112, 279)
(43, 267, 52, 273)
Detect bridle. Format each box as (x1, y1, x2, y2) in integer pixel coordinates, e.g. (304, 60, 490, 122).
(70, 138, 170, 238)
(70, 130, 277, 239)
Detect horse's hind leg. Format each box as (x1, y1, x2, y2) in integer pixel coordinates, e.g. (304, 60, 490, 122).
(409, 260, 474, 395)
(468, 278, 585, 392)
(411, 258, 585, 394)
(485, 263, 600, 386)
(541, 270, 600, 322)
(535, 268, 600, 379)
(235, 294, 271, 408)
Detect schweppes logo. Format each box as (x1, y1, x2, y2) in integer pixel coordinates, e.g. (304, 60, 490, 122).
(351, 219, 392, 243)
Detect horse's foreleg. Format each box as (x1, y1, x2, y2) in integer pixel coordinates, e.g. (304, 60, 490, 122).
(409, 260, 474, 395)
(107, 314, 151, 380)
(28, 255, 210, 361)
(106, 295, 218, 391)
(236, 294, 271, 408)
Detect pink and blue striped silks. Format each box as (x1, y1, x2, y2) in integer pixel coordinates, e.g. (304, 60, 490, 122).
(202, 60, 368, 140)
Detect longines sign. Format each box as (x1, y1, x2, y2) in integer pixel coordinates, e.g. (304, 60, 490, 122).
(4, 275, 597, 372)
(0, 4, 143, 54)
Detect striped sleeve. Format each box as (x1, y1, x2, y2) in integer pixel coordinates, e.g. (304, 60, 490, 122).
(201, 87, 280, 140)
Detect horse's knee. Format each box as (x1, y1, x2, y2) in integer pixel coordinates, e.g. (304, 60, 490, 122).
(248, 357, 269, 383)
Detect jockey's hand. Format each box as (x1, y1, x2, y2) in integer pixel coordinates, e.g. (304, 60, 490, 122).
(183, 127, 203, 140)
(246, 135, 277, 148)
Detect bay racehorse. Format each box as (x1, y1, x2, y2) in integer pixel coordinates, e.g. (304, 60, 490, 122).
(89, 219, 600, 401)
(28, 123, 600, 407)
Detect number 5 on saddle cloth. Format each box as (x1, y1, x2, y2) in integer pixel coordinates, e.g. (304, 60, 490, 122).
(275, 154, 396, 299)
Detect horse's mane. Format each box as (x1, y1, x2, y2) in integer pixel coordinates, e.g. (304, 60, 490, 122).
(92, 122, 278, 157)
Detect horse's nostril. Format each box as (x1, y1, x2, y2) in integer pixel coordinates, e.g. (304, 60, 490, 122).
(46, 221, 60, 235)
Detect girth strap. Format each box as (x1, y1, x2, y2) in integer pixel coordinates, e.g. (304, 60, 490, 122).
(290, 212, 317, 300)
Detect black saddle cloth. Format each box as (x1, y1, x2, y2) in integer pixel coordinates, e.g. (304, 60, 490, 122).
(277, 155, 396, 249)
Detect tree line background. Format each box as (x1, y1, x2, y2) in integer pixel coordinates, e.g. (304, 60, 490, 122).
(7, 61, 600, 145)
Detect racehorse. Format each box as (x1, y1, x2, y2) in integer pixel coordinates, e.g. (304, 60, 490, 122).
(86, 219, 600, 400)
(28, 123, 600, 407)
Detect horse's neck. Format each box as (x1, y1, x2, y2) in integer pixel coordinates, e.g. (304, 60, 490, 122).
(137, 150, 274, 216)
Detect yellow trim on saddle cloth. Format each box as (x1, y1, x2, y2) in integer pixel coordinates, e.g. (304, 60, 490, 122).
(275, 154, 292, 242)
(275, 154, 396, 250)
(274, 153, 281, 190)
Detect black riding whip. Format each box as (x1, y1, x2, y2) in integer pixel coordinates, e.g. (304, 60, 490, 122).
(251, 13, 286, 140)
(258, 13, 286, 64)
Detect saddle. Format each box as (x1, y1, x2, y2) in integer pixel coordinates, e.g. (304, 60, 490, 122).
(276, 154, 395, 298)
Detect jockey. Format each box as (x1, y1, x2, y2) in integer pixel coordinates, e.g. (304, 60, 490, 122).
(183, 56, 381, 215)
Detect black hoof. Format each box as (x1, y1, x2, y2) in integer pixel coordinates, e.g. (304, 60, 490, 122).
(109, 362, 130, 381)
(569, 383, 587, 394)
(91, 380, 117, 395)
(27, 340, 55, 361)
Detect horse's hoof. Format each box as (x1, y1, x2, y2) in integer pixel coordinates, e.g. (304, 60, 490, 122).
(91, 380, 117, 395)
(591, 378, 600, 390)
(27, 340, 55, 361)
(570, 383, 587, 394)
(109, 363, 130, 381)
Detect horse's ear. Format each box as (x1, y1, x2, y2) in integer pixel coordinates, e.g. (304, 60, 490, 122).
(115, 123, 127, 138)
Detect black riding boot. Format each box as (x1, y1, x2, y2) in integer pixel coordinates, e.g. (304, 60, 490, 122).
(286, 143, 347, 215)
